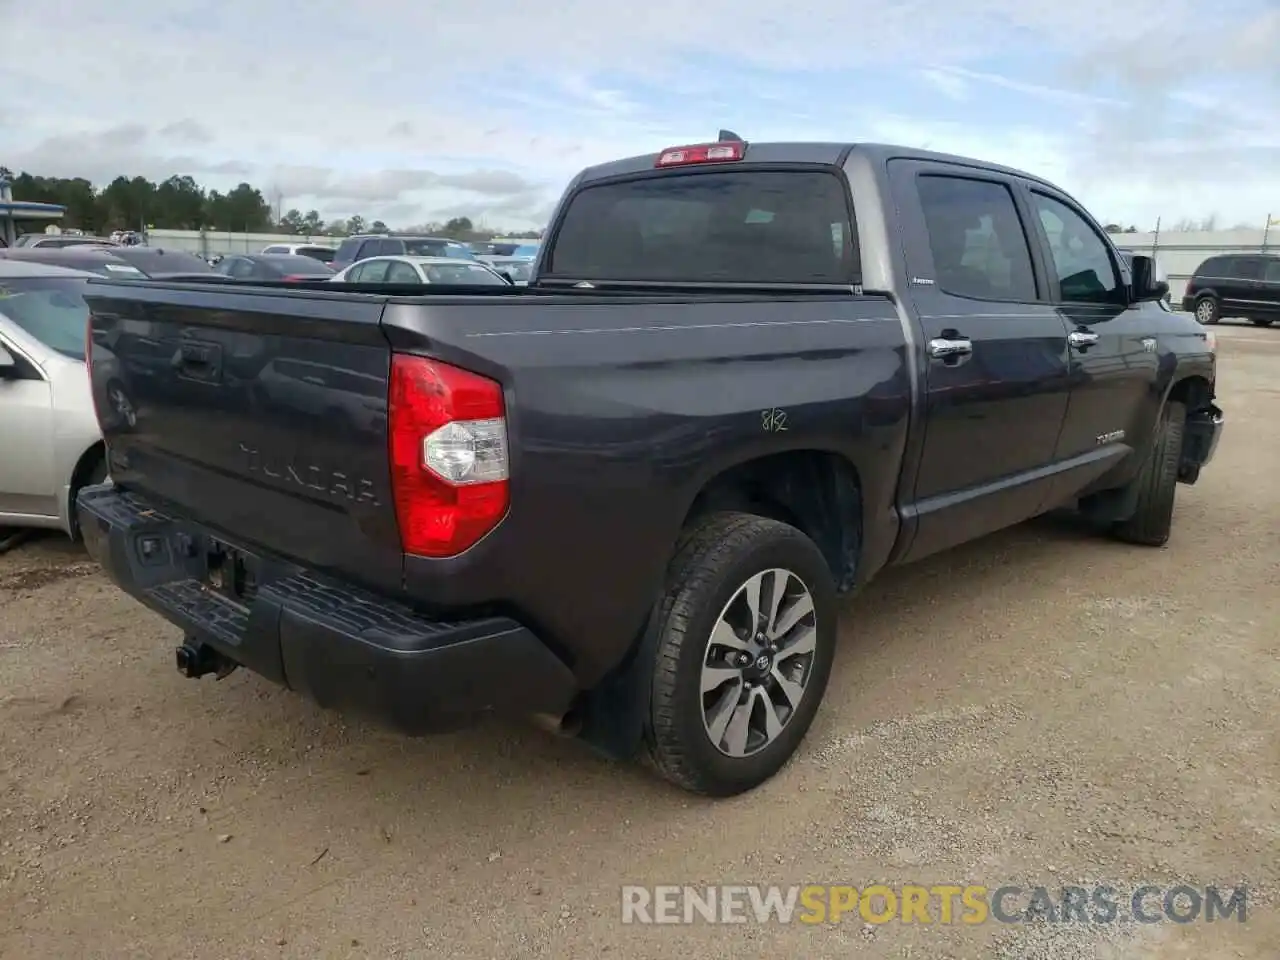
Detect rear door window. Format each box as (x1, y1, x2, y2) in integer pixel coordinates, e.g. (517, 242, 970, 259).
(335, 238, 362, 262)
(359, 260, 390, 283)
(385, 260, 421, 283)
(1263, 259, 1280, 283)
(547, 169, 857, 284)
(1231, 257, 1263, 280)
(917, 175, 1038, 301)
(401, 239, 447, 257)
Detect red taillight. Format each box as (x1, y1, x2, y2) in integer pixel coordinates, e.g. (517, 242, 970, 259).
(387, 355, 510, 558)
(282, 274, 312, 282)
(654, 141, 745, 168)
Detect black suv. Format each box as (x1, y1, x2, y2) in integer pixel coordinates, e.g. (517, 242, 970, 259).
(1183, 253, 1280, 326)
(330, 235, 476, 272)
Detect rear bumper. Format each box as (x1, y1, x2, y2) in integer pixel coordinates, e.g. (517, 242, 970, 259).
(76, 485, 577, 734)
(1179, 404, 1224, 484)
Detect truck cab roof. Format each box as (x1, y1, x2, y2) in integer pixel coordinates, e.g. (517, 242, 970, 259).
(575, 141, 1054, 190)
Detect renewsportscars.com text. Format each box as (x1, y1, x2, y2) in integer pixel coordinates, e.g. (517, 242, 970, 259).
(620, 884, 1248, 925)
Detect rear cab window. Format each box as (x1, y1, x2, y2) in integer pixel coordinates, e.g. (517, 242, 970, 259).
(546, 169, 858, 284)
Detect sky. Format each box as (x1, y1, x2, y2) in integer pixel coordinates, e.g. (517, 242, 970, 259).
(1, 0, 1277, 232)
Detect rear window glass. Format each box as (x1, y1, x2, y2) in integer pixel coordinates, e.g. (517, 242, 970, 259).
(547, 170, 857, 284)
(425, 263, 509, 285)
(297, 246, 335, 262)
(267, 255, 334, 274)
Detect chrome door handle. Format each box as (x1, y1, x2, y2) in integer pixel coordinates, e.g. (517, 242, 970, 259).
(1068, 331, 1099, 348)
(928, 337, 973, 358)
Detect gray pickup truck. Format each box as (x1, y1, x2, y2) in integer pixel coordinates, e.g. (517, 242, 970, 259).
(76, 136, 1222, 796)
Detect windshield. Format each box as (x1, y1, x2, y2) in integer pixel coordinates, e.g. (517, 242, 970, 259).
(424, 263, 509, 285)
(0, 276, 91, 360)
(548, 170, 855, 283)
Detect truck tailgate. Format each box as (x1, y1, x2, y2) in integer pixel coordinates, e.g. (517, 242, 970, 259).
(84, 281, 403, 593)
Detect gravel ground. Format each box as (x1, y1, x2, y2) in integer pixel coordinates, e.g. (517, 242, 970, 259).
(1, 324, 1277, 959)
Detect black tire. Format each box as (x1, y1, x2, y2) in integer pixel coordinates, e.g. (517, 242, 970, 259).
(1112, 402, 1185, 547)
(1194, 296, 1220, 325)
(643, 512, 838, 796)
(69, 456, 108, 542)
(1249, 318, 1274, 327)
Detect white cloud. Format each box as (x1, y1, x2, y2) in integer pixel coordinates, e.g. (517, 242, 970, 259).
(0, 0, 1275, 229)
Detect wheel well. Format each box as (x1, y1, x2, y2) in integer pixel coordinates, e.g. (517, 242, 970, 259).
(67, 442, 107, 537)
(1167, 375, 1213, 413)
(682, 450, 861, 592)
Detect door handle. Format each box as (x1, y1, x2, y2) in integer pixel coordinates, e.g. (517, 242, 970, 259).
(928, 337, 973, 358)
(1068, 331, 1099, 349)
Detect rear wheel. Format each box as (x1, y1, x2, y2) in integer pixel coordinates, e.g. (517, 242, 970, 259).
(644, 512, 837, 796)
(1112, 402, 1185, 547)
(1194, 296, 1220, 324)
(69, 455, 108, 542)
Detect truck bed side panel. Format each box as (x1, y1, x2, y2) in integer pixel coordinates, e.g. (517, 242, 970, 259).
(380, 293, 912, 683)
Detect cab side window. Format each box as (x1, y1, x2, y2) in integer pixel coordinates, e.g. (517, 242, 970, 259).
(917, 175, 1038, 301)
(1031, 193, 1123, 304)
(1231, 257, 1263, 280)
(385, 261, 420, 283)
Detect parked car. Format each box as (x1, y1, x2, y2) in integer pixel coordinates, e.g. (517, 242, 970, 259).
(259, 243, 336, 263)
(212, 253, 335, 281)
(330, 235, 476, 272)
(0, 260, 107, 540)
(0, 245, 214, 279)
(510, 244, 539, 258)
(77, 137, 1222, 797)
(1182, 253, 1280, 326)
(13, 233, 116, 249)
(330, 255, 511, 285)
(477, 256, 533, 285)
(473, 241, 535, 257)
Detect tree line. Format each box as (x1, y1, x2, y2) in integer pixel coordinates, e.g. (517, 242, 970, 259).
(0, 168, 541, 240)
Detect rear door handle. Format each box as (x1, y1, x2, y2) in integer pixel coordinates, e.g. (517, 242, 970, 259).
(1068, 331, 1100, 349)
(928, 337, 973, 358)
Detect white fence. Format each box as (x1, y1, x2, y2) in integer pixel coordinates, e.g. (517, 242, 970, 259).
(142, 227, 1274, 302)
(144, 229, 338, 256)
(144, 229, 541, 257)
(1111, 229, 1274, 303)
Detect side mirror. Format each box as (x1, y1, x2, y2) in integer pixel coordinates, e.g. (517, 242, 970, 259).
(0, 344, 16, 377)
(1129, 254, 1170, 304)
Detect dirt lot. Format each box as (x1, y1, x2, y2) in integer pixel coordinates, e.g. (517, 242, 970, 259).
(1, 324, 1277, 960)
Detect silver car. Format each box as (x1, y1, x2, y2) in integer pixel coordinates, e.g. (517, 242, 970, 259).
(0, 260, 107, 539)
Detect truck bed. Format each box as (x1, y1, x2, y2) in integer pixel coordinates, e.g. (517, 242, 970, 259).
(83, 278, 912, 685)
